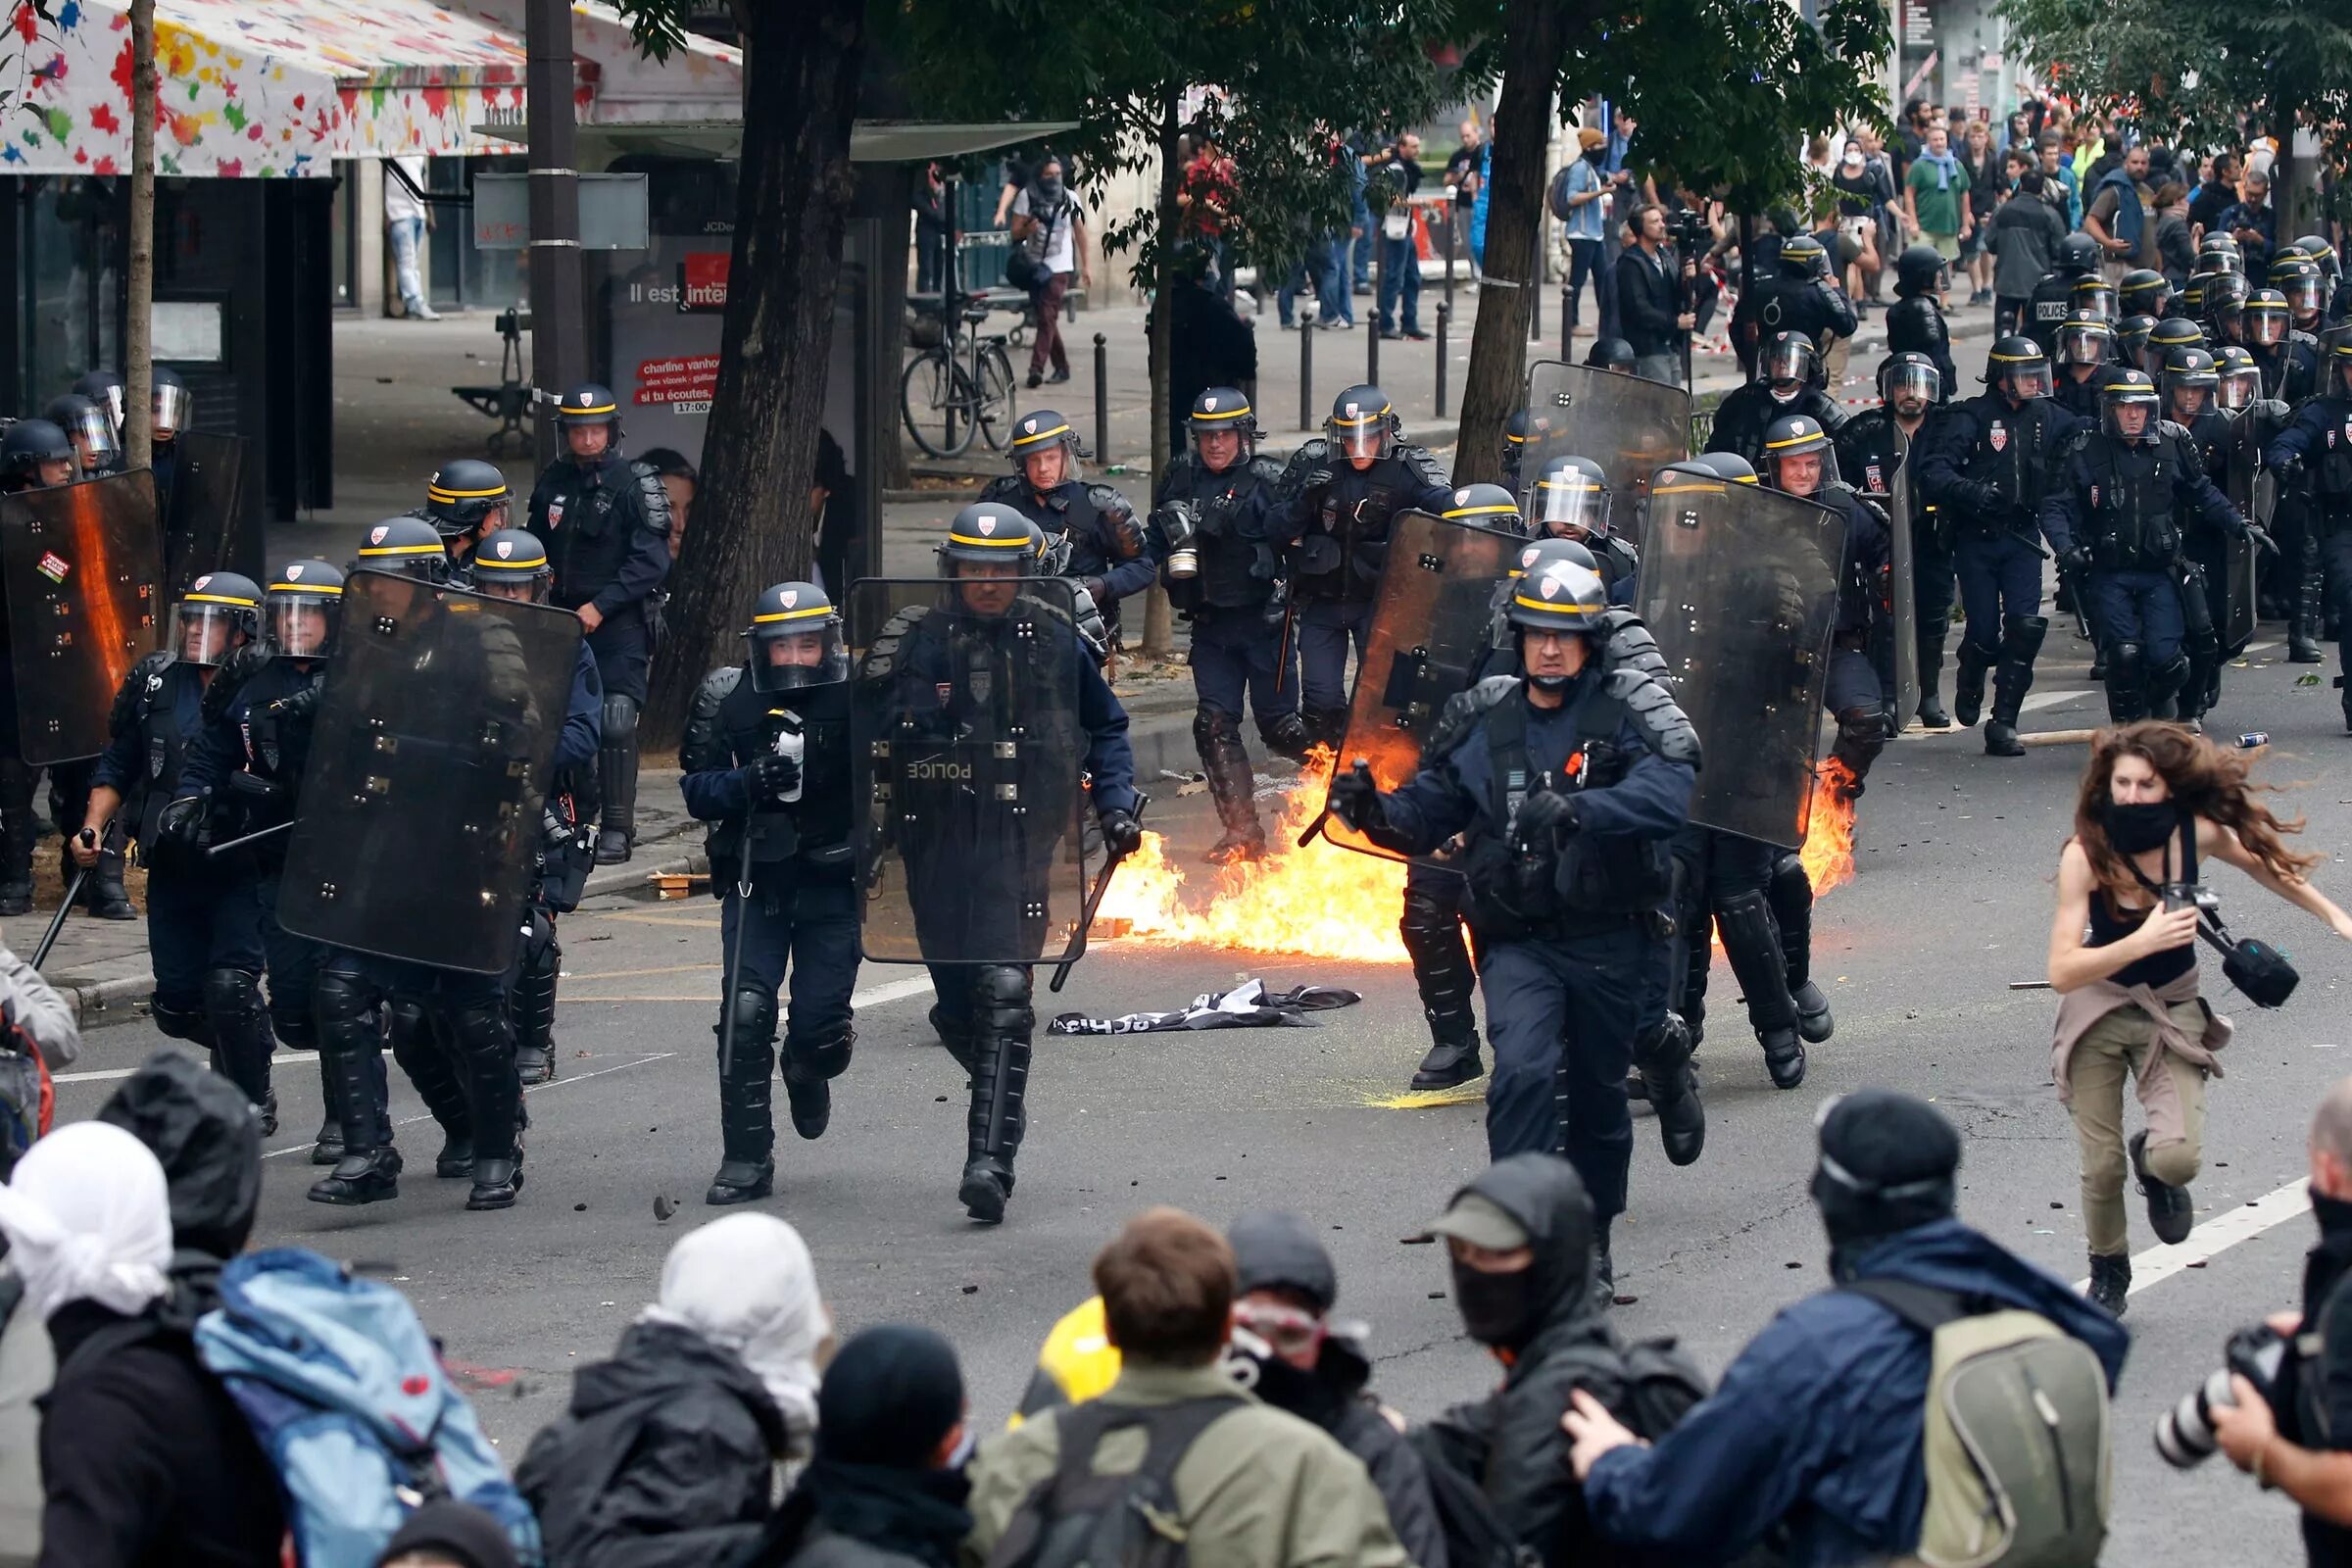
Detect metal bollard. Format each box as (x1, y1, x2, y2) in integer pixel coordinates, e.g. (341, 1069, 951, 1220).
(1299, 309, 1314, 431)
(1442, 207, 1456, 315)
(1093, 333, 1109, 462)
(1528, 224, 1543, 343)
(1435, 303, 1449, 419)
(1367, 238, 1381, 388)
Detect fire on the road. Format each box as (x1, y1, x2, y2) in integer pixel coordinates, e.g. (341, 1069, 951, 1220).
(1094, 752, 1860, 961)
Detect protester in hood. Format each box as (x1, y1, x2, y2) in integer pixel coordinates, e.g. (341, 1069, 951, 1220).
(0, 1120, 283, 1568)
(1227, 1210, 1447, 1568)
(0, 949, 75, 1567)
(1415, 1153, 1682, 1567)
(759, 1324, 972, 1568)
(94, 1050, 261, 1326)
(376, 1499, 520, 1568)
(1564, 1090, 2130, 1567)
(516, 1211, 829, 1568)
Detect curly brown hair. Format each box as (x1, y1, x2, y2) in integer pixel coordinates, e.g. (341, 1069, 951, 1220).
(2075, 721, 2320, 909)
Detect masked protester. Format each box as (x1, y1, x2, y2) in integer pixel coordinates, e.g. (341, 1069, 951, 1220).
(1564, 1091, 2129, 1567)
(517, 1212, 829, 1568)
(94, 1049, 263, 1327)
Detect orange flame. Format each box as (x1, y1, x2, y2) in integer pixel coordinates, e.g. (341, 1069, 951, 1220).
(1800, 758, 1859, 896)
(1095, 752, 1410, 961)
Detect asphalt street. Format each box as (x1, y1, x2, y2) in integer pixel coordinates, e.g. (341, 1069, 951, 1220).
(40, 330, 2352, 1564)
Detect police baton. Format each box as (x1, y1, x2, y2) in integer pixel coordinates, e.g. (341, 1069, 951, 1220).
(207, 820, 295, 858)
(29, 865, 89, 971)
(716, 829, 758, 1078)
(1052, 796, 1149, 995)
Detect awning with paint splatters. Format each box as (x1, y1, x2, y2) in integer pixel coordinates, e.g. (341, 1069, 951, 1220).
(0, 0, 740, 177)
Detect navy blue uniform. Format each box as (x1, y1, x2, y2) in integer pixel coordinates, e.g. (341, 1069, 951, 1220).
(1884, 294, 1956, 398)
(1839, 405, 1958, 722)
(2267, 390, 2352, 718)
(2251, 333, 2321, 404)
(1374, 671, 1693, 1211)
(976, 473, 1154, 638)
(1705, 384, 1849, 470)
(680, 668, 858, 1175)
(499, 640, 605, 1090)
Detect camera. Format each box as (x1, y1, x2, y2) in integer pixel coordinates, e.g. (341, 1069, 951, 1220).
(1663, 208, 1709, 256)
(2161, 880, 2222, 917)
(2153, 1323, 2286, 1467)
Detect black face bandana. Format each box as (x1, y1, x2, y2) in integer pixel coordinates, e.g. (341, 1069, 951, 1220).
(2104, 799, 2176, 856)
(1451, 1258, 1538, 1349)
(2316, 1192, 2352, 1242)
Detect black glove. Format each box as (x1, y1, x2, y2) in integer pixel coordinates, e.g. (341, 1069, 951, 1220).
(1965, 481, 2005, 517)
(1304, 466, 1335, 493)
(1327, 760, 1387, 834)
(2059, 544, 2094, 576)
(2247, 524, 2280, 558)
(265, 685, 320, 725)
(156, 792, 209, 850)
(744, 752, 801, 802)
(2272, 452, 2302, 479)
(1081, 576, 1109, 608)
(1513, 790, 1581, 847)
(1099, 808, 1143, 858)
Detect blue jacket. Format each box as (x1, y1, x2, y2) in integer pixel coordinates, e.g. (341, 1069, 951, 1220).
(555, 641, 605, 774)
(1583, 1219, 2131, 1568)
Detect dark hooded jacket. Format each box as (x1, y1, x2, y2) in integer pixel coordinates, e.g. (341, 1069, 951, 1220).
(515, 1318, 787, 1568)
(95, 1051, 260, 1328)
(1581, 1218, 2131, 1567)
(1417, 1155, 1668, 1568)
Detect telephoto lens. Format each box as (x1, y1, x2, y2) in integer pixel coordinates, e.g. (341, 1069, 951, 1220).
(2154, 1324, 2287, 1467)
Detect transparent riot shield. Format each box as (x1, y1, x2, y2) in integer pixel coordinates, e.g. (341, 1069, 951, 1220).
(2221, 416, 2264, 650)
(1519, 361, 1691, 548)
(1318, 511, 1520, 860)
(1, 470, 163, 764)
(848, 576, 1092, 966)
(1636, 471, 1848, 849)
(275, 570, 583, 974)
(164, 431, 260, 593)
(1885, 447, 1922, 724)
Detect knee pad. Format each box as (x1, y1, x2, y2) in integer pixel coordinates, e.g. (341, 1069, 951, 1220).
(150, 995, 213, 1046)
(600, 692, 640, 745)
(1767, 852, 1812, 924)
(974, 964, 1035, 1039)
(1257, 710, 1310, 761)
(784, 1023, 856, 1082)
(2001, 614, 2049, 662)
(1192, 706, 1241, 753)
(449, 998, 513, 1062)
(269, 997, 318, 1052)
(716, 986, 778, 1057)
(1398, 876, 1466, 943)
(1833, 706, 1888, 767)
(202, 965, 267, 1024)
(314, 967, 379, 1040)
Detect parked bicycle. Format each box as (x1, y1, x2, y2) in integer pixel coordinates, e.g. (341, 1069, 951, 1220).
(901, 298, 1018, 459)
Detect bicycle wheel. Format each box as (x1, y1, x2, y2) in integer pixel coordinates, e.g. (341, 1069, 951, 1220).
(900, 349, 973, 459)
(974, 343, 1018, 453)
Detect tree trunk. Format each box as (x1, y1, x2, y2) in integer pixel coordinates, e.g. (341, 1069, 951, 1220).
(1450, 0, 1570, 488)
(123, 0, 156, 470)
(1140, 85, 1182, 661)
(643, 0, 866, 748)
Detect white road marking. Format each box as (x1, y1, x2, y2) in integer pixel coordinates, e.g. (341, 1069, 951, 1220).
(852, 974, 937, 1008)
(2071, 1177, 2313, 1298)
(2017, 688, 2090, 714)
(261, 1051, 674, 1159)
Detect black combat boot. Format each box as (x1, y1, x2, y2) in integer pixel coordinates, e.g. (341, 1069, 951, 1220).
(2291, 547, 2327, 662)
(596, 694, 639, 863)
(710, 986, 779, 1202)
(1950, 637, 1997, 728)
(512, 930, 560, 1086)
(1769, 855, 1834, 1044)
(782, 1024, 854, 1142)
(1632, 1013, 1705, 1166)
(1716, 889, 1805, 1089)
(1915, 621, 1952, 727)
(458, 1000, 525, 1211)
(307, 1047, 402, 1206)
(1982, 614, 2047, 758)
(2086, 1252, 2132, 1318)
(1197, 711, 1266, 864)
(388, 1002, 476, 1177)
(80, 838, 134, 919)
(203, 966, 277, 1133)
(1401, 874, 1483, 1090)
(958, 966, 1033, 1224)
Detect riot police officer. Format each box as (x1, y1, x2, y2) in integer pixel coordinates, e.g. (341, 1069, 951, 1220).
(1731, 232, 1857, 369)
(2273, 255, 2329, 338)
(1885, 244, 1956, 398)
(1527, 457, 1640, 605)
(1761, 416, 1891, 801)
(2219, 345, 2313, 654)
(2204, 271, 2253, 346)
(149, 366, 189, 516)
(43, 393, 120, 477)
(1330, 556, 1698, 1292)
(1584, 337, 1639, 374)
(70, 369, 123, 437)
(1839, 352, 1959, 726)
(2044, 371, 2250, 723)
(81, 572, 275, 1125)
(175, 558, 345, 1158)
(1917, 335, 2081, 756)
(421, 458, 514, 564)
(1152, 388, 1303, 863)
(859, 507, 1143, 1223)
(980, 411, 1152, 649)
(2239, 289, 2318, 404)
(1705, 331, 1850, 468)
(2119, 315, 2160, 375)
(680, 581, 858, 1205)
(2053, 313, 2125, 420)
(526, 382, 675, 865)
(1272, 386, 1452, 745)
(2118, 268, 2173, 322)
(464, 530, 603, 1090)
(1501, 408, 1538, 489)
(2267, 341, 2352, 729)
(2026, 232, 2104, 355)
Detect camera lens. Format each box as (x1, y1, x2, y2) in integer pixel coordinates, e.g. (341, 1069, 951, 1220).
(2152, 1370, 2234, 1468)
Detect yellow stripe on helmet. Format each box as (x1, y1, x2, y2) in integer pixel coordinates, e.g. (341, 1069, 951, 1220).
(1764, 430, 1823, 450)
(356, 542, 446, 557)
(475, 551, 550, 571)
(948, 531, 1032, 551)
(270, 581, 343, 596)
(1191, 403, 1252, 422)
(1009, 420, 1073, 448)
(564, 400, 618, 416)
(181, 592, 261, 607)
(428, 484, 508, 502)
(1445, 503, 1521, 517)
(753, 604, 832, 623)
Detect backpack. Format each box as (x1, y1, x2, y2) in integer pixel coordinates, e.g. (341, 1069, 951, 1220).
(1846, 1279, 2110, 1568)
(1546, 165, 1578, 224)
(985, 1395, 1243, 1568)
(0, 1025, 52, 1180)
(193, 1248, 544, 1568)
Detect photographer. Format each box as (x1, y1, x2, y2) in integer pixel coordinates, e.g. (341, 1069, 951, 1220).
(2210, 1075, 2352, 1564)
(2048, 722, 2352, 1317)
(1612, 204, 1694, 387)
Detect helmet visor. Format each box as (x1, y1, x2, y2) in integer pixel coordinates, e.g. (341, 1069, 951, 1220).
(2001, 363, 2053, 401)
(2285, 275, 2325, 316)
(471, 571, 549, 605)
(2101, 393, 2159, 442)
(1769, 442, 1838, 494)
(2247, 308, 2287, 347)
(1882, 361, 1941, 408)
(61, 404, 119, 466)
(750, 620, 849, 692)
(1329, 418, 1391, 462)
(1531, 477, 1609, 538)
(2161, 372, 2214, 418)
(1189, 419, 1250, 469)
(2056, 323, 2112, 366)
(267, 594, 338, 659)
(2070, 283, 2117, 323)
(2217, 365, 2260, 412)
(1762, 337, 1815, 385)
(170, 601, 250, 667)
(152, 379, 192, 435)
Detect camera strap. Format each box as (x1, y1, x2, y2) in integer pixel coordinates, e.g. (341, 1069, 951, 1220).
(2122, 811, 2237, 957)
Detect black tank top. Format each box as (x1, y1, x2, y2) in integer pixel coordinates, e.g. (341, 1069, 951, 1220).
(2085, 815, 2198, 990)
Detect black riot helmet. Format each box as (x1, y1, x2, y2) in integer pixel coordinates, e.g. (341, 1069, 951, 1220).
(1983, 336, 2052, 402)
(2197, 234, 2243, 276)
(2055, 232, 2101, 275)
(746, 580, 849, 692)
(465, 528, 555, 603)
(2205, 270, 2252, 337)
(1762, 414, 1838, 496)
(2150, 316, 2206, 360)
(2098, 368, 2162, 443)
(171, 571, 264, 667)
(2214, 345, 2262, 412)
(2272, 256, 2327, 320)
(2118, 315, 2159, 372)
(1893, 243, 1942, 296)
(1505, 555, 1608, 635)
(1501, 408, 1535, 484)
(1878, 350, 1941, 412)
(1441, 483, 1523, 531)
(2180, 271, 2213, 321)
(1325, 384, 1397, 465)
(1693, 451, 1760, 484)
(555, 381, 622, 462)
(2241, 288, 2291, 347)
(2159, 346, 2218, 419)
(2068, 274, 2117, 324)
(0, 419, 75, 492)
(353, 515, 452, 584)
(423, 458, 512, 544)
(2054, 312, 2115, 368)
(1528, 456, 1612, 541)
(150, 366, 190, 441)
(1779, 233, 1830, 278)
(1008, 408, 1083, 487)
(265, 560, 344, 660)
(71, 368, 124, 433)
(2118, 269, 2171, 318)
(1187, 386, 1258, 467)
(2329, 338, 2352, 400)
(44, 393, 120, 473)
(1510, 534, 1597, 579)
(1584, 336, 1637, 372)
(1760, 330, 1820, 397)
(941, 500, 1037, 568)
(2295, 235, 2340, 288)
